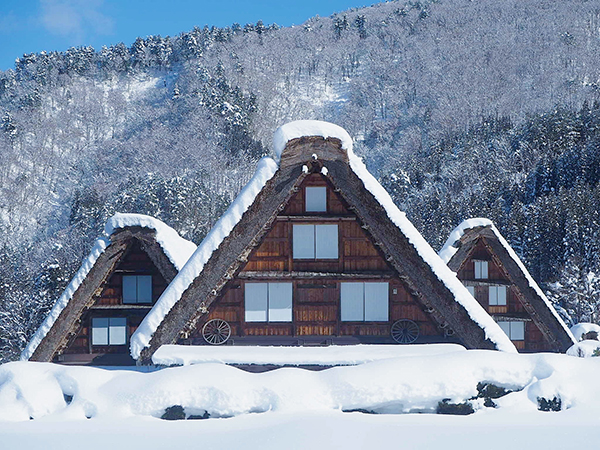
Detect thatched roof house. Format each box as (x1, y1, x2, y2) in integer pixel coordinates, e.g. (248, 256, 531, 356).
(439, 218, 576, 352)
(21, 214, 196, 365)
(130, 121, 515, 363)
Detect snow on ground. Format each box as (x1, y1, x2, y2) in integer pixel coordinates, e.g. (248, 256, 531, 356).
(2, 347, 600, 449)
(152, 343, 466, 366)
(570, 322, 600, 341)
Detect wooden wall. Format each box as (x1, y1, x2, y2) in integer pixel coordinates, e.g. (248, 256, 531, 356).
(459, 239, 551, 352)
(60, 240, 168, 360)
(188, 174, 447, 344)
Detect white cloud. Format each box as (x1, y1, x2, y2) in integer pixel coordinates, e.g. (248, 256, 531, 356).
(40, 0, 115, 41)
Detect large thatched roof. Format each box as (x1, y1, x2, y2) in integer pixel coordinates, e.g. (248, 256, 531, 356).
(440, 218, 576, 352)
(131, 121, 515, 362)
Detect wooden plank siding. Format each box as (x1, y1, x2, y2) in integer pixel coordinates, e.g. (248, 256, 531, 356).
(60, 240, 169, 360)
(186, 174, 448, 345)
(458, 239, 551, 352)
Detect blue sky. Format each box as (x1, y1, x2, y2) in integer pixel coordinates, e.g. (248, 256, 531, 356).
(0, 0, 371, 71)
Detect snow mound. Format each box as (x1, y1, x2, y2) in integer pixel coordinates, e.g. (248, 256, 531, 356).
(152, 344, 466, 366)
(129, 157, 279, 360)
(567, 340, 600, 358)
(3, 350, 600, 422)
(439, 218, 576, 345)
(20, 238, 109, 361)
(570, 323, 600, 342)
(105, 213, 197, 271)
(273, 120, 353, 160)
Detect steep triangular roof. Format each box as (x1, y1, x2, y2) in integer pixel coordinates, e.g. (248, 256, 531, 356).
(131, 121, 515, 361)
(22, 213, 197, 362)
(439, 218, 576, 352)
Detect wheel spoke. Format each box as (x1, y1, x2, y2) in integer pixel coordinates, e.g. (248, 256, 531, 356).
(202, 319, 231, 345)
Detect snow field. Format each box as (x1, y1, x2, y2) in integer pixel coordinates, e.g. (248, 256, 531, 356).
(2, 348, 600, 423)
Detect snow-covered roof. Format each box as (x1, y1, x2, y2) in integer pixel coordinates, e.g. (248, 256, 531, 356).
(273, 119, 353, 160)
(129, 158, 279, 359)
(439, 218, 576, 345)
(20, 238, 109, 361)
(21, 214, 196, 361)
(105, 213, 197, 271)
(130, 121, 516, 359)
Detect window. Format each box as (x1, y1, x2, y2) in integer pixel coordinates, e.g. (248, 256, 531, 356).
(305, 186, 327, 212)
(293, 224, 338, 259)
(498, 321, 525, 341)
(466, 285, 475, 297)
(489, 285, 507, 306)
(123, 275, 152, 304)
(245, 282, 293, 322)
(341, 282, 389, 322)
(92, 317, 127, 345)
(474, 260, 488, 279)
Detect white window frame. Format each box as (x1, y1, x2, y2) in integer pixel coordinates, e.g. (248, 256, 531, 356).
(122, 275, 153, 304)
(305, 186, 327, 212)
(245, 282, 293, 323)
(498, 320, 525, 341)
(489, 285, 507, 306)
(91, 317, 127, 346)
(474, 260, 489, 279)
(341, 282, 389, 322)
(293, 224, 338, 259)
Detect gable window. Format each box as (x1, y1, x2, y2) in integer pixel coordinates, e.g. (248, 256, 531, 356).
(341, 282, 389, 322)
(474, 260, 488, 279)
(489, 285, 507, 306)
(466, 285, 475, 297)
(498, 320, 525, 341)
(245, 282, 293, 322)
(293, 224, 338, 259)
(91, 317, 127, 345)
(123, 275, 152, 304)
(305, 186, 327, 212)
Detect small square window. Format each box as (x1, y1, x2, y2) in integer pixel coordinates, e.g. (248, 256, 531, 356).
(341, 282, 389, 322)
(92, 317, 127, 346)
(498, 320, 524, 341)
(474, 260, 488, 279)
(123, 275, 152, 304)
(489, 285, 507, 306)
(305, 186, 327, 212)
(293, 224, 338, 259)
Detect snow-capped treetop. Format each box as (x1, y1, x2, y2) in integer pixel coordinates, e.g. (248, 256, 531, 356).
(439, 218, 576, 345)
(105, 213, 197, 271)
(570, 323, 600, 342)
(21, 214, 196, 361)
(438, 218, 494, 264)
(129, 158, 279, 360)
(273, 120, 353, 160)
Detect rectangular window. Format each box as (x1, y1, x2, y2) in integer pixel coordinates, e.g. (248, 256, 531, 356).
(498, 321, 525, 341)
(474, 260, 489, 279)
(305, 186, 327, 212)
(123, 275, 152, 304)
(293, 224, 338, 259)
(341, 282, 389, 322)
(489, 285, 507, 306)
(92, 317, 127, 346)
(466, 285, 475, 297)
(245, 282, 293, 322)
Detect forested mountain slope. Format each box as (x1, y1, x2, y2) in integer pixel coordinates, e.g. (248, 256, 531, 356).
(1, 0, 600, 360)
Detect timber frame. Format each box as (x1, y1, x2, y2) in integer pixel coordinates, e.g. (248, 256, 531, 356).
(137, 136, 506, 363)
(442, 223, 575, 352)
(30, 226, 180, 364)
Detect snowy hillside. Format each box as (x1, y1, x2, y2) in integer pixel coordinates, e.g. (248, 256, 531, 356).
(1, 348, 600, 449)
(2, 0, 600, 360)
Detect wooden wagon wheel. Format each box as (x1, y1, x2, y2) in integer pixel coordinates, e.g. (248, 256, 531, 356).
(202, 319, 231, 345)
(391, 319, 419, 344)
